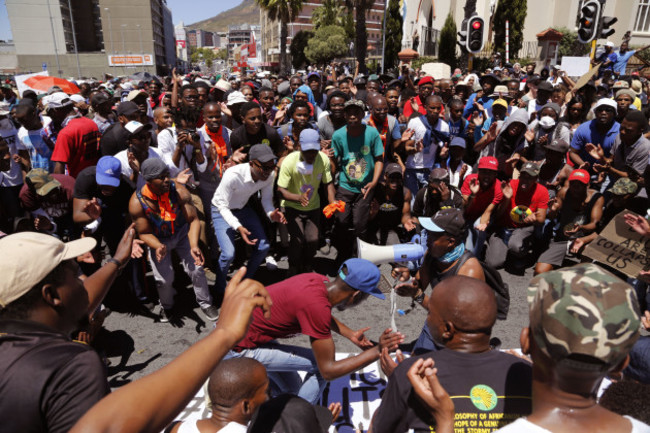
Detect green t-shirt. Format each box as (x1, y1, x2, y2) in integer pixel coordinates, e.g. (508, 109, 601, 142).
(277, 150, 333, 211)
(332, 125, 384, 193)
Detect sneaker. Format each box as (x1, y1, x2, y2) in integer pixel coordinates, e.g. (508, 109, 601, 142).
(265, 255, 278, 271)
(158, 306, 172, 323)
(141, 300, 156, 313)
(201, 305, 220, 321)
(321, 238, 331, 254)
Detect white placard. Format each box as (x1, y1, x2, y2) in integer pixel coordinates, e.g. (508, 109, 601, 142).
(560, 56, 591, 78)
(15, 71, 50, 97)
(420, 62, 451, 79)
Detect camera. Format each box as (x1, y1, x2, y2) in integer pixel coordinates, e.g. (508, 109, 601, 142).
(183, 129, 200, 143)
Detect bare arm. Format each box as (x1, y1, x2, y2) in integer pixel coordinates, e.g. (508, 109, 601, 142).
(54, 161, 65, 174)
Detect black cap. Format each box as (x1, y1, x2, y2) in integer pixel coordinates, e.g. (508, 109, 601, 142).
(117, 101, 139, 116)
(419, 208, 466, 238)
(537, 81, 554, 92)
(141, 158, 169, 181)
(91, 92, 110, 107)
(384, 163, 402, 176)
(520, 161, 541, 177)
(428, 167, 449, 182)
(249, 144, 276, 163)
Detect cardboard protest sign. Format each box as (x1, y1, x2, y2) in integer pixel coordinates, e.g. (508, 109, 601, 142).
(583, 210, 650, 279)
(560, 56, 591, 78)
(420, 62, 451, 80)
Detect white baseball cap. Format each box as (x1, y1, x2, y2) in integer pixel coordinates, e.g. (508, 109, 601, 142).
(0, 233, 96, 307)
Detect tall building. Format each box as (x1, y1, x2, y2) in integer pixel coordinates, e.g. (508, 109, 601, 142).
(228, 24, 260, 65)
(5, 0, 176, 78)
(260, 0, 386, 66)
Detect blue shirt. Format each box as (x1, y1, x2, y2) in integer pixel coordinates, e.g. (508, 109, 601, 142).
(570, 119, 620, 164)
(614, 50, 636, 74)
(463, 93, 494, 119)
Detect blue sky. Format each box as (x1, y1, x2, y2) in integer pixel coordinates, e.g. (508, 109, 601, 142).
(0, 0, 242, 41)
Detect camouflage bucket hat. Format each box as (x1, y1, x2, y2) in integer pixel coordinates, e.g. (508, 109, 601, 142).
(608, 177, 638, 196)
(527, 263, 640, 370)
(26, 169, 61, 196)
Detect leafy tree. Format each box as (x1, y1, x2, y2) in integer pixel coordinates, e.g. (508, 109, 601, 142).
(384, 0, 403, 71)
(290, 30, 315, 69)
(256, 0, 304, 73)
(216, 48, 227, 61)
(313, 0, 346, 29)
(493, 0, 527, 57)
(345, 0, 375, 74)
(553, 27, 590, 60)
(305, 25, 349, 66)
(438, 12, 457, 69)
(190, 47, 216, 66)
(342, 10, 356, 43)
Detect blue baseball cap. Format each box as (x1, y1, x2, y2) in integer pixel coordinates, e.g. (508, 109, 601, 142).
(338, 258, 384, 300)
(449, 136, 466, 149)
(95, 156, 122, 187)
(300, 129, 320, 151)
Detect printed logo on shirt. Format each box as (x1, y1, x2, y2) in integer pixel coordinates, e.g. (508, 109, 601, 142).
(470, 384, 498, 411)
(361, 145, 370, 155)
(345, 157, 367, 182)
(262, 139, 270, 146)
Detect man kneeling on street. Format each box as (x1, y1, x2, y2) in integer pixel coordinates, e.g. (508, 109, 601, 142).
(226, 258, 404, 404)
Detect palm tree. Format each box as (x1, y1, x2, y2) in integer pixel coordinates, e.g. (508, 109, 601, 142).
(256, 0, 305, 73)
(345, 0, 375, 74)
(313, 0, 346, 29)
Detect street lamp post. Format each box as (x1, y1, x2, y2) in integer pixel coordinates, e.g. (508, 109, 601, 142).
(121, 24, 128, 75)
(104, 8, 114, 55)
(47, 0, 62, 75)
(66, 0, 82, 78)
(137, 24, 143, 54)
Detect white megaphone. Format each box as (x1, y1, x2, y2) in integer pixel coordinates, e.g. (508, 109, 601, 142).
(357, 238, 425, 265)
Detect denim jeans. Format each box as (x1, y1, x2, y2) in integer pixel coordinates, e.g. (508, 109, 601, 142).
(225, 342, 326, 404)
(465, 217, 489, 258)
(404, 168, 430, 201)
(211, 205, 270, 291)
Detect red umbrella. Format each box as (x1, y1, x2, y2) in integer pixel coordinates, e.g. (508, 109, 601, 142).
(23, 76, 80, 94)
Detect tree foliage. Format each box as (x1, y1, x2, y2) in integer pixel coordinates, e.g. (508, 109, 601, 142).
(345, 0, 375, 74)
(493, 0, 527, 57)
(255, 0, 304, 73)
(384, 0, 403, 71)
(190, 47, 216, 67)
(290, 30, 315, 68)
(305, 25, 349, 66)
(215, 49, 227, 61)
(313, 0, 346, 29)
(552, 27, 590, 60)
(438, 12, 457, 69)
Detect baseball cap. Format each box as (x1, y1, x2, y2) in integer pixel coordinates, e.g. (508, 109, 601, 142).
(384, 162, 402, 176)
(69, 94, 85, 104)
(307, 72, 320, 82)
(0, 232, 96, 307)
(418, 208, 466, 238)
(605, 41, 615, 47)
(449, 136, 466, 149)
(544, 139, 570, 153)
(353, 76, 367, 85)
(91, 92, 111, 107)
(492, 98, 508, 109)
(124, 120, 152, 137)
(528, 263, 640, 370)
(344, 99, 366, 112)
(45, 92, 73, 109)
(478, 156, 499, 171)
(338, 258, 383, 299)
(247, 394, 332, 433)
(537, 81, 554, 92)
(26, 169, 61, 196)
(428, 167, 449, 182)
(127, 89, 148, 102)
(249, 143, 277, 163)
(608, 177, 638, 196)
(299, 129, 320, 152)
(117, 101, 139, 117)
(520, 161, 541, 177)
(568, 169, 590, 185)
(95, 156, 122, 187)
(594, 98, 617, 112)
(141, 158, 169, 181)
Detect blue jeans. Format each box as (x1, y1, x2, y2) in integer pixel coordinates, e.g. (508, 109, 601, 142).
(465, 217, 489, 258)
(212, 205, 270, 291)
(225, 342, 326, 404)
(404, 168, 430, 201)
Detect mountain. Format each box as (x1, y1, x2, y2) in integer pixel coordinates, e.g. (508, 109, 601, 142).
(186, 0, 260, 33)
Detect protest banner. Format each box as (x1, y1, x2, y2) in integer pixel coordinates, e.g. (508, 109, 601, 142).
(583, 210, 650, 279)
(420, 63, 451, 80)
(15, 71, 49, 97)
(560, 56, 591, 78)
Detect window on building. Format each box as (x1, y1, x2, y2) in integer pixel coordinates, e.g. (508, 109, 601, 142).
(635, 0, 650, 32)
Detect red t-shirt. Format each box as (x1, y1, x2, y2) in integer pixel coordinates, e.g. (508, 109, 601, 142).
(460, 174, 503, 222)
(501, 179, 549, 228)
(51, 117, 100, 178)
(235, 273, 332, 350)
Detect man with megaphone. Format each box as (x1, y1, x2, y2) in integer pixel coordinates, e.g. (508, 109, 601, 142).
(389, 208, 486, 357)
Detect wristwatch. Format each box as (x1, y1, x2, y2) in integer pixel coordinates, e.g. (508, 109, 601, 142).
(107, 258, 125, 272)
(413, 289, 425, 305)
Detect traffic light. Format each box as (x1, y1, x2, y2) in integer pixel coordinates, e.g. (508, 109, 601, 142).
(600, 15, 618, 38)
(577, 0, 601, 44)
(457, 18, 468, 51)
(466, 16, 485, 53)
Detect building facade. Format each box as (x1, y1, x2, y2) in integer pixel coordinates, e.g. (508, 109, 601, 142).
(6, 0, 176, 79)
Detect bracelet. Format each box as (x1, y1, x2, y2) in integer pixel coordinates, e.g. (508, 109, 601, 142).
(413, 289, 425, 305)
(107, 258, 124, 270)
(194, 148, 202, 154)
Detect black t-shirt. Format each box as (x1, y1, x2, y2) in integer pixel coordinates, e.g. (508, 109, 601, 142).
(374, 183, 406, 229)
(73, 165, 134, 212)
(412, 185, 464, 218)
(0, 320, 109, 433)
(229, 123, 284, 157)
(100, 122, 129, 156)
(372, 349, 532, 433)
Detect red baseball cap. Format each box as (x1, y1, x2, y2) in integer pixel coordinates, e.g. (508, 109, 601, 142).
(478, 156, 499, 171)
(568, 169, 590, 184)
(418, 76, 434, 86)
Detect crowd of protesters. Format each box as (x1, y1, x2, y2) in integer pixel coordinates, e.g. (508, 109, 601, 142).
(1, 43, 650, 432)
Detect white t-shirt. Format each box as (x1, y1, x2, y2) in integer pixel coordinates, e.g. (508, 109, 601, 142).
(405, 116, 449, 169)
(157, 126, 207, 177)
(496, 416, 650, 433)
(176, 420, 247, 433)
(0, 118, 21, 187)
(114, 147, 164, 190)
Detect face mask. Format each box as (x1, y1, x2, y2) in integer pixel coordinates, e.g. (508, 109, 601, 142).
(539, 116, 556, 130)
(296, 160, 313, 175)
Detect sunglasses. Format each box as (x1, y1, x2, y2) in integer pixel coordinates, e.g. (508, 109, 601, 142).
(254, 161, 275, 172)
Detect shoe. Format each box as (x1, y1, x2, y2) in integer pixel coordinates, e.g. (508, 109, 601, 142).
(201, 305, 220, 321)
(265, 255, 278, 271)
(141, 300, 156, 313)
(158, 306, 173, 323)
(321, 238, 331, 254)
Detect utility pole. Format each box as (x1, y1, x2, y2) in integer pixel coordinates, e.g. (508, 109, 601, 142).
(381, 0, 389, 73)
(47, 0, 62, 76)
(66, 0, 82, 78)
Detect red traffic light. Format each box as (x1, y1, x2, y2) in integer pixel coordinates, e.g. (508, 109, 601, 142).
(472, 21, 482, 29)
